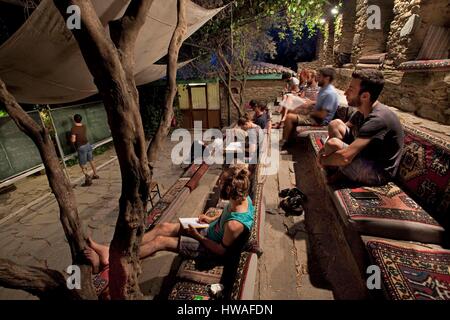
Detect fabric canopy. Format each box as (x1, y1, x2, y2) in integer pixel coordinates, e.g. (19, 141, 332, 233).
(0, 0, 222, 104)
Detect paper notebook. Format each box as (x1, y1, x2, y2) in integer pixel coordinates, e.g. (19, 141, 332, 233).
(179, 217, 209, 229)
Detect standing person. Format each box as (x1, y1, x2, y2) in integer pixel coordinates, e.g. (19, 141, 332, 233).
(71, 114, 99, 185)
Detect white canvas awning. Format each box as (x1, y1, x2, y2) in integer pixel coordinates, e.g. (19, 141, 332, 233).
(0, 0, 222, 104)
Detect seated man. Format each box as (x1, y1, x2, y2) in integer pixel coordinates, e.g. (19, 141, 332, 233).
(249, 100, 270, 130)
(281, 67, 339, 149)
(85, 166, 255, 271)
(318, 69, 404, 186)
(282, 72, 300, 94)
(276, 69, 321, 126)
(302, 70, 320, 102)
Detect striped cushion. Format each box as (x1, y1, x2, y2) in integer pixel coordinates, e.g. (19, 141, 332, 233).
(417, 26, 450, 60)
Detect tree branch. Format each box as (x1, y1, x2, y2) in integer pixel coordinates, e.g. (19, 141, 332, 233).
(0, 79, 96, 299)
(147, 0, 187, 164)
(109, 0, 155, 71)
(0, 259, 82, 300)
(54, 0, 152, 299)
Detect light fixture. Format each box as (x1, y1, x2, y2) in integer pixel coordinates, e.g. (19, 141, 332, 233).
(319, 18, 326, 24)
(331, 7, 339, 15)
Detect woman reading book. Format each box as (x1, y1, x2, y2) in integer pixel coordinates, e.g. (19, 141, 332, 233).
(84, 166, 255, 273)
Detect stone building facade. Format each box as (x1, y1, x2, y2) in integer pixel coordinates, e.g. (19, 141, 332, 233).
(221, 62, 294, 125)
(299, 0, 450, 125)
(221, 79, 286, 126)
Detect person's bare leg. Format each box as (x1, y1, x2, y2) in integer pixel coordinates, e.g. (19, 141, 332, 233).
(280, 107, 288, 122)
(328, 119, 347, 140)
(87, 237, 109, 268)
(139, 235, 179, 259)
(323, 137, 345, 157)
(282, 113, 298, 141)
(83, 247, 101, 273)
(142, 222, 181, 245)
(80, 164, 89, 177)
(89, 161, 98, 178)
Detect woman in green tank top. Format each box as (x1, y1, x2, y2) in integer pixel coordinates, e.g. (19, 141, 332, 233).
(85, 165, 256, 269)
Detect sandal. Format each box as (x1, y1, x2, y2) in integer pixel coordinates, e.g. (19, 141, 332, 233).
(279, 187, 307, 202)
(280, 196, 304, 216)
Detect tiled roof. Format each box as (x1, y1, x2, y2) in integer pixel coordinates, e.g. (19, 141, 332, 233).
(247, 62, 295, 75)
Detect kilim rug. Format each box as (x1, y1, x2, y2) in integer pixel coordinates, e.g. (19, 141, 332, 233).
(366, 240, 450, 300)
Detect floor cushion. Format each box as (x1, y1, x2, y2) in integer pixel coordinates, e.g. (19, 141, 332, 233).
(332, 183, 445, 244)
(297, 125, 327, 138)
(398, 59, 450, 72)
(397, 124, 450, 226)
(417, 26, 449, 60)
(309, 132, 327, 155)
(366, 239, 450, 300)
(168, 281, 211, 300)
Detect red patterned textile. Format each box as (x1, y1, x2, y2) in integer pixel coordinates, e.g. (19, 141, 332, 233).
(92, 266, 109, 299)
(366, 240, 450, 300)
(417, 26, 449, 60)
(397, 125, 450, 224)
(333, 182, 445, 243)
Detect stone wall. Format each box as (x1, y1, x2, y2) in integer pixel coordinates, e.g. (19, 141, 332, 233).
(351, 0, 369, 63)
(336, 0, 357, 55)
(306, 0, 450, 125)
(334, 68, 450, 124)
(220, 79, 286, 125)
(386, 0, 450, 67)
(351, 0, 396, 60)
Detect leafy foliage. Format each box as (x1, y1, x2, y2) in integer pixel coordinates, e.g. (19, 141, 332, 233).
(138, 84, 182, 140)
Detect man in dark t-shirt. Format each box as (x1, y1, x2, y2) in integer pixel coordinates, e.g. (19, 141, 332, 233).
(249, 100, 270, 129)
(318, 69, 404, 186)
(71, 114, 99, 184)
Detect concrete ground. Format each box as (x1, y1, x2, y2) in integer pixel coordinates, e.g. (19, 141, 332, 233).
(255, 125, 334, 300)
(0, 138, 186, 300)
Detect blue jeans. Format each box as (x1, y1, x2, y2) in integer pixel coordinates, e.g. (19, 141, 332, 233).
(77, 143, 93, 166)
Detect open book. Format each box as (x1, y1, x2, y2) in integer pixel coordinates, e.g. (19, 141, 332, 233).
(179, 217, 209, 229)
(280, 94, 307, 110)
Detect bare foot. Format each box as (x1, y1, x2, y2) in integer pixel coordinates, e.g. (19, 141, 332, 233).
(87, 237, 109, 268)
(83, 248, 100, 274)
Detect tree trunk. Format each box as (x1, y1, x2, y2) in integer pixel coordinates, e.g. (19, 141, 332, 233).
(216, 48, 243, 118)
(0, 79, 97, 300)
(54, 0, 154, 299)
(147, 0, 188, 165)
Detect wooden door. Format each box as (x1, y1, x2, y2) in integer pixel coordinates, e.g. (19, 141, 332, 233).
(177, 82, 221, 129)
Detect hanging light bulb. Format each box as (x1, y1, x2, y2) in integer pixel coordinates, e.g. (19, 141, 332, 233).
(319, 18, 326, 24)
(331, 7, 339, 15)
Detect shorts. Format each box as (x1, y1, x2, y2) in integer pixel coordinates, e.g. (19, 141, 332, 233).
(77, 143, 93, 166)
(343, 127, 355, 145)
(339, 143, 389, 186)
(178, 228, 211, 259)
(296, 114, 318, 126)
